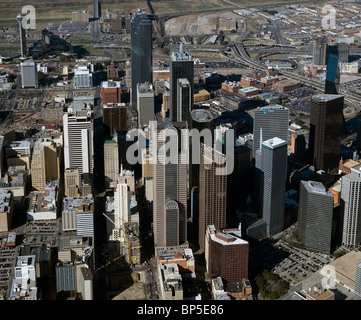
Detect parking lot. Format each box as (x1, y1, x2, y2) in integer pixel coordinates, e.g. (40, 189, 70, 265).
(272, 239, 334, 287)
(23, 221, 59, 248)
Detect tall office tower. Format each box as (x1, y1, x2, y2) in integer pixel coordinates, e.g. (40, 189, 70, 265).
(131, 10, 153, 110)
(16, 14, 26, 58)
(341, 173, 361, 249)
(313, 36, 328, 65)
(114, 180, 130, 242)
(337, 43, 350, 63)
(93, 0, 100, 19)
(308, 94, 344, 172)
(64, 168, 80, 197)
(324, 53, 340, 95)
(31, 138, 61, 191)
(256, 137, 287, 237)
(20, 62, 38, 89)
(102, 103, 128, 136)
(189, 109, 215, 190)
(153, 120, 188, 249)
(137, 82, 155, 128)
(298, 180, 334, 254)
(63, 112, 94, 188)
(100, 81, 122, 105)
(355, 262, 361, 300)
(252, 105, 289, 158)
(291, 133, 306, 162)
(104, 135, 119, 189)
(169, 43, 194, 123)
(198, 144, 227, 253)
(205, 225, 249, 283)
(176, 78, 192, 123)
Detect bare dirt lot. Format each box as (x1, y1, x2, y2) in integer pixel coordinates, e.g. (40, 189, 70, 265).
(164, 11, 243, 36)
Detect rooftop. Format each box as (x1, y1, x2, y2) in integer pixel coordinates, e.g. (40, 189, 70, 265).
(262, 137, 287, 150)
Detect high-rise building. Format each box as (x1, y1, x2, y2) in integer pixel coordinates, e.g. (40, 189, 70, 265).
(131, 10, 153, 110)
(169, 43, 194, 123)
(291, 133, 306, 162)
(93, 0, 100, 19)
(355, 262, 361, 300)
(153, 120, 188, 249)
(313, 36, 328, 65)
(73, 65, 93, 89)
(198, 144, 227, 252)
(309, 94, 344, 172)
(341, 173, 361, 249)
(298, 180, 334, 254)
(337, 43, 350, 63)
(64, 168, 80, 197)
(21, 61, 38, 88)
(104, 135, 119, 189)
(189, 109, 215, 192)
(176, 78, 192, 123)
(31, 138, 61, 191)
(205, 225, 249, 283)
(113, 179, 130, 242)
(16, 13, 26, 58)
(63, 111, 94, 188)
(137, 82, 155, 128)
(100, 81, 122, 105)
(102, 103, 128, 136)
(256, 137, 287, 237)
(252, 105, 289, 158)
(324, 53, 340, 95)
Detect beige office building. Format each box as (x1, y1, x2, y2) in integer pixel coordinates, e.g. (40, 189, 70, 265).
(104, 135, 119, 189)
(31, 138, 61, 191)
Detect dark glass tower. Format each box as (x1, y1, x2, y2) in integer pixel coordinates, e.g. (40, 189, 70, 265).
(131, 10, 153, 110)
(308, 94, 344, 172)
(170, 43, 194, 123)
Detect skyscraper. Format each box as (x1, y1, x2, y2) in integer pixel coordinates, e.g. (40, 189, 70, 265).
(93, 0, 100, 19)
(337, 43, 350, 63)
(256, 137, 287, 237)
(341, 173, 361, 249)
(324, 53, 340, 95)
(153, 120, 188, 249)
(131, 10, 153, 110)
(16, 14, 26, 58)
(308, 94, 344, 172)
(21, 61, 38, 88)
(104, 135, 119, 189)
(169, 43, 194, 123)
(205, 225, 249, 283)
(298, 180, 334, 254)
(198, 144, 227, 252)
(102, 103, 128, 136)
(176, 78, 192, 123)
(63, 111, 94, 188)
(31, 138, 61, 191)
(137, 82, 155, 128)
(252, 105, 289, 158)
(313, 36, 328, 65)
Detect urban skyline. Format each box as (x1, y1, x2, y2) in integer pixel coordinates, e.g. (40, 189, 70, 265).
(1, 0, 361, 306)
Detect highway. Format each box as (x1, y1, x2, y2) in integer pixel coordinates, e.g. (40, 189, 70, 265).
(219, 40, 361, 118)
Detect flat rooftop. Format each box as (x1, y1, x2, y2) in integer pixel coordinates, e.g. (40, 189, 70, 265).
(262, 137, 287, 149)
(320, 250, 361, 291)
